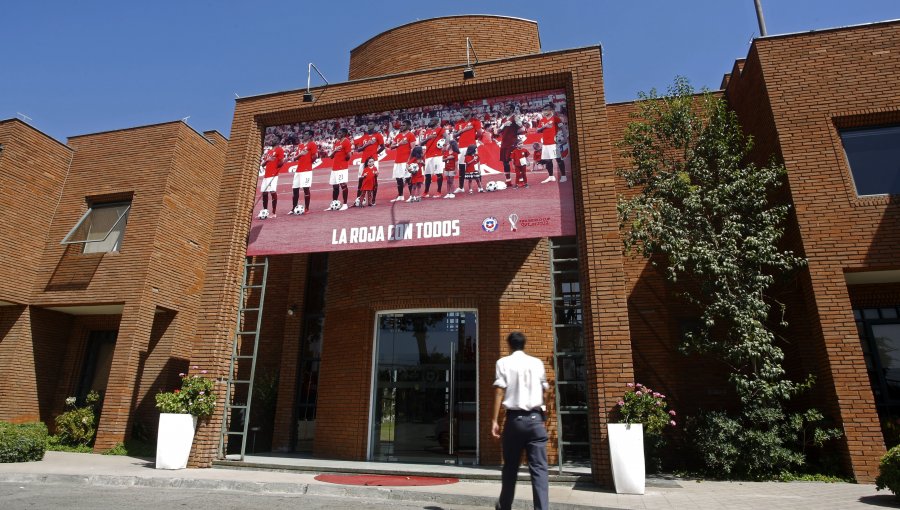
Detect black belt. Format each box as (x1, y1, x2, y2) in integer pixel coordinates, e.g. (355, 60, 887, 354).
(507, 408, 543, 415)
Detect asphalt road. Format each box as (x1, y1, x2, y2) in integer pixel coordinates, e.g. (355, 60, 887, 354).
(0, 482, 488, 510)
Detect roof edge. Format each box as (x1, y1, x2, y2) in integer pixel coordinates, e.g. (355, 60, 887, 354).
(755, 17, 900, 43)
(0, 118, 73, 151)
(69, 120, 217, 145)
(237, 44, 601, 104)
(350, 15, 538, 55)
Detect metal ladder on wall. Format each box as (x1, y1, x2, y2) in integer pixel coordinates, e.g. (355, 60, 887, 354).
(549, 237, 591, 473)
(219, 257, 269, 461)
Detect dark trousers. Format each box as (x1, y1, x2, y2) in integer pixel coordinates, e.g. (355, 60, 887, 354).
(498, 410, 549, 510)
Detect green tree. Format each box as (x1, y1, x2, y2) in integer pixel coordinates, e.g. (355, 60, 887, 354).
(617, 77, 841, 479)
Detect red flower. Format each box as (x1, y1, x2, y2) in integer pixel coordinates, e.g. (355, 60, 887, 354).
(174, 389, 180, 394)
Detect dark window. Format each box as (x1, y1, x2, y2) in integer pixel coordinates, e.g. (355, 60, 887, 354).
(75, 330, 117, 405)
(839, 124, 900, 196)
(855, 306, 900, 447)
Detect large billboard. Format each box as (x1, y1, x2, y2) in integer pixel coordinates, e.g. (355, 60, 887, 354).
(248, 89, 575, 255)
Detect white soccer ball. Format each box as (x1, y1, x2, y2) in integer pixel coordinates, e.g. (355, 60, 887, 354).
(494, 181, 508, 190)
(257, 209, 270, 219)
(436, 138, 446, 149)
(486, 181, 497, 192)
(408, 162, 420, 174)
(330, 200, 341, 211)
(293, 205, 305, 215)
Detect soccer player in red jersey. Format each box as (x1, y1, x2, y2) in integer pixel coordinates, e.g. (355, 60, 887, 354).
(455, 106, 483, 151)
(536, 103, 567, 184)
(290, 129, 318, 215)
(390, 120, 416, 203)
(454, 107, 482, 193)
(421, 117, 446, 197)
(327, 127, 352, 211)
(497, 103, 523, 187)
(509, 135, 531, 188)
(359, 157, 378, 206)
(259, 142, 284, 218)
(353, 120, 385, 207)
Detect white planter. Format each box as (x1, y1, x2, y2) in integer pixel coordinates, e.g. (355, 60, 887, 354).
(607, 423, 645, 495)
(156, 413, 198, 469)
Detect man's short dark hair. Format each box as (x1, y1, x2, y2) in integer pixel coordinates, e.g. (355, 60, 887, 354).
(507, 331, 526, 351)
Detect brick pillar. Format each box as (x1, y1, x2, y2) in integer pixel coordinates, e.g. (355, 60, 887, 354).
(188, 112, 263, 467)
(94, 299, 156, 450)
(566, 50, 634, 488)
(804, 264, 884, 482)
(0, 305, 39, 423)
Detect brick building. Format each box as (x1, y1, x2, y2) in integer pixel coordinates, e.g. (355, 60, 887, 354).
(0, 119, 227, 450)
(1, 15, 897, 487)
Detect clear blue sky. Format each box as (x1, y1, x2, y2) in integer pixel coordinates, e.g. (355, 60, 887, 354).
(2, 1, 897, 142)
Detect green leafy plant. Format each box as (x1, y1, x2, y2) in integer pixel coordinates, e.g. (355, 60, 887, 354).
(615, 382, 676, 436)
(618, 77, 841, 479)
(102, 442, 128, 455)
(877, 445, 900, 497)
(54, 391, 101, 447)
(0, 421, 48, 462)
(155, 368, 216, 418)
(46, 435, 92, 453)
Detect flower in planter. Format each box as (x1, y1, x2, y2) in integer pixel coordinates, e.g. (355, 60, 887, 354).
(615, 382, 676, 436)
(155, 371, 216, 419)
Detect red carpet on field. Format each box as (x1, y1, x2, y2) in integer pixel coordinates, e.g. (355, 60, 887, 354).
(313, 473, 459, 486)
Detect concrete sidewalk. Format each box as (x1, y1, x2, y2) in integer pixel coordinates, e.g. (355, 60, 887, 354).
(0, 452, 892, 509)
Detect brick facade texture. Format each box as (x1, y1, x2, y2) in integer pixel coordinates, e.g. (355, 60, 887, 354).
(724, 21, 900, 481)
(348, 15, 540, 81)
(188, 26, 632, 486)
(1, 15, 897, 488)
(0, 120, 227, 452)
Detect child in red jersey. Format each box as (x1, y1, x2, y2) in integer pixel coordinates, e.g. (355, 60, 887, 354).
(407, 160, 425, 202)
(359, 157, 378, 206)
(442, 140, 459, 199)
(463, 144, 483, 194)
(509, 135, 531, 188)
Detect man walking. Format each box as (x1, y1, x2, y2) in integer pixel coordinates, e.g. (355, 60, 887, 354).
(492, 331, 550, 510)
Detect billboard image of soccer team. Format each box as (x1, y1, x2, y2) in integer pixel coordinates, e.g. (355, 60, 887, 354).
(247, 88, 576, 256)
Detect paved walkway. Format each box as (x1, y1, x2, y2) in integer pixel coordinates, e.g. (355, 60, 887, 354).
(0, 452, 893, 509)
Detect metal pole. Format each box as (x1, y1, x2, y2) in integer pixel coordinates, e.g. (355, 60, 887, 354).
(754, 0, 768, 36)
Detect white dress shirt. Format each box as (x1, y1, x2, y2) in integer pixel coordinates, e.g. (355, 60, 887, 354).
(493, 350, 549, 411)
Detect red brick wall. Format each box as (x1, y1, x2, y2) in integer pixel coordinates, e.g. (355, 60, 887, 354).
(310, 239, 554, 464)
(349, 15, 540, 80)
(723, 22, 900, 481)
(0, 121, 227, 448)
(0, 306, 74, 424)
(0, 120, 72, 305)
(271, 254, 309, 451)
(190, 41, 631, 488)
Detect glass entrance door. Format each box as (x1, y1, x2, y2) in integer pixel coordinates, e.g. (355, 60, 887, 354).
(370, 311, 477, 464)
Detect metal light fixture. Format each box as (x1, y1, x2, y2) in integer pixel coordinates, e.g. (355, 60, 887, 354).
(463, 37, 478, 80)
(304, 63, 329, 103)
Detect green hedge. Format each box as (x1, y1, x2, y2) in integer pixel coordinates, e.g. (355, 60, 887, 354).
(877, 445, 900, 496)
(0, 421, 48, 463)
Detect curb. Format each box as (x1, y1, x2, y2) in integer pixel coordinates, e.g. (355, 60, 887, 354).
(0, 472, 614, 510)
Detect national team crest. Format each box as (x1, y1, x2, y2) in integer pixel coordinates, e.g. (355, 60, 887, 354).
(482, 217, 499, 233)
